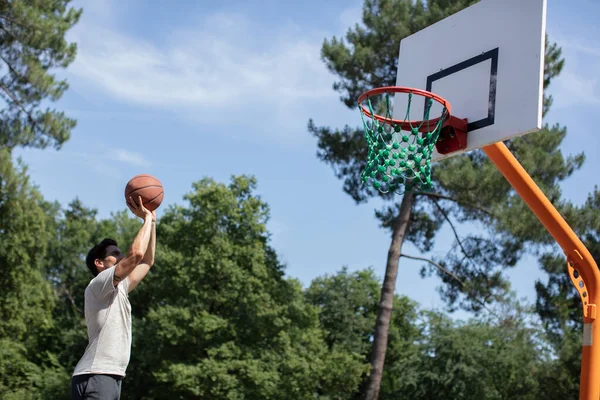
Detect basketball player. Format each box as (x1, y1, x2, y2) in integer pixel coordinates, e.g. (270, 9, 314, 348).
(71, 196, 156, 400)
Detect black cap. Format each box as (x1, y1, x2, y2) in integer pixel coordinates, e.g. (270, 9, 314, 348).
(104, 244, 124, 263)
(86, 238, 124, 276)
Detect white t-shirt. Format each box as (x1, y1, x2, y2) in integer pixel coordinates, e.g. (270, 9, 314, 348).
(73, 266, 132, 377)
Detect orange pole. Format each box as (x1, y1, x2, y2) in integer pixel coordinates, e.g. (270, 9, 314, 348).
(483, 141, 600, 400)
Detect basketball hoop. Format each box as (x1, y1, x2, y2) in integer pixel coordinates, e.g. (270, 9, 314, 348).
(357, 86, 467, 193)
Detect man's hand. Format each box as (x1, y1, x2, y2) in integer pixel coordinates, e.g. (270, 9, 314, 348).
(128, 196, 152, 220)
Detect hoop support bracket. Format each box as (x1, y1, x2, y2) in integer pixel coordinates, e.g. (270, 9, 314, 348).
(568, 253, 597, 320)
(435, 116, 469, 155)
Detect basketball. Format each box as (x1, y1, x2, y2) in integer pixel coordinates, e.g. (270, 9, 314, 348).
(124, 174, 164, 212)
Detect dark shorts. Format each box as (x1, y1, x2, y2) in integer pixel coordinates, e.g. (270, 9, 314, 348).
(71, 374, 123, 400)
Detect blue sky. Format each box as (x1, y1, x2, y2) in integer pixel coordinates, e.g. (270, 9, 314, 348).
(13, 0, 600, 318)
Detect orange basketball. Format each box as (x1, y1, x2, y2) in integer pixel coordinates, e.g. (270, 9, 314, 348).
(124, 174, 164, 212)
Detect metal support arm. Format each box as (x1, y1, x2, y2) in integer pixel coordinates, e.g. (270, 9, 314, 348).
(483, 141, 600, 400)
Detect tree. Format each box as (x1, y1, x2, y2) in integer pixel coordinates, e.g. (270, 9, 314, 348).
(306, 267, 421, 399)
(0, 149, 69, 399)
(395, 309, 545, 400)
(308, 1, 578, 398)
(0, 0, 81, 150)
(305, 267, 550, 400)
(118, 176, 367, 399)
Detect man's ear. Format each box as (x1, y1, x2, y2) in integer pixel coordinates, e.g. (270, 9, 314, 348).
(94, 258, 103, 268)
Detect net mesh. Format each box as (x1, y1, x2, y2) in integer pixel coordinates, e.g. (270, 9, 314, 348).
(359, 91, 448, 193)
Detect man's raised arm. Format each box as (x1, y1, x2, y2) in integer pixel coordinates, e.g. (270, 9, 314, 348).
(113, 196, 153, 287)
(127, 210, 156, 292)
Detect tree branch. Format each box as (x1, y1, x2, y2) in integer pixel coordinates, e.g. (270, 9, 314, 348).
(453, 239, 489, 279)
(430, 197, 472, 258)
(419, 195, 496, 299)
(400, 253, 501, 320)
(63, 286, 80, 314)
(0, 24, 16, 43)
(0, 80, 37, 127)
(416, 191, 495, 217)
(0, 53, 25, 85)
(400, 253, 465, 286)
(428, 198, 492, 281)
(0, 14, 33, 31)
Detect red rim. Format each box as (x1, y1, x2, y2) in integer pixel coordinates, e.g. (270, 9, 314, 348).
(357, 86, 452, 132)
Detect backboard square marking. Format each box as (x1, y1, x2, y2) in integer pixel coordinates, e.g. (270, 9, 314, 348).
(426, 48, 499, 131)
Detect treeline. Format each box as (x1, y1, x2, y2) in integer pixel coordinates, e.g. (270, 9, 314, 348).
(0, 152, 590, 398)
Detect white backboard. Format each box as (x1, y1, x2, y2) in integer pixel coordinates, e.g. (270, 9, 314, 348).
(393, 0, 547, 161)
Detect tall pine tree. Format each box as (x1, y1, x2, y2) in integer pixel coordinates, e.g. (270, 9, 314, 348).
(308, 1, 580, 398)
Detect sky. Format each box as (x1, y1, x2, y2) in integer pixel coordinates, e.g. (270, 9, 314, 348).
(12, 0, 600, 319)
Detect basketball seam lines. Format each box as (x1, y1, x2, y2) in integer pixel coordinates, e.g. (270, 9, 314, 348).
(126, 191, 163, 208)
(147, 192, 164, 203)
(126, 184, 163, 193)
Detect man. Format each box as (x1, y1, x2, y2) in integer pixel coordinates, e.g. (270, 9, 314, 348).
(71, 196, 157, 400)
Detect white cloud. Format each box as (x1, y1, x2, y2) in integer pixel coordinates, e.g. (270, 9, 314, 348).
(551, 72, 600, 110)
(61, 2, 368, 144)
(89, 158, 124, 180)
(111, 149, 150, 167)
(547, 34, 600, 110)
(555, 36, 600, 59)
(67, 11, 337, 113)
(51, 149, 151, 168)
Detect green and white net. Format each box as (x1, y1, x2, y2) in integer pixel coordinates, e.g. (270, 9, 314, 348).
(359, 91, 448, 194)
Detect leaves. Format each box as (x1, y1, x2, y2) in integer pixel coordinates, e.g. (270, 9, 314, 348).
(118, 175, 371, 399)
(0, 150, 587, 398)
(0, 0, 81, 150)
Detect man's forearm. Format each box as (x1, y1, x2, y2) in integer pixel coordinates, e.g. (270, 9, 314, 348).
(141, 219, 156, 265)
(114, 215, 153, 284)
(130, 215, 153, 258)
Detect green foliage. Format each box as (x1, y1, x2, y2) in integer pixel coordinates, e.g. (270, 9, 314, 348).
(536, 330, 581, 400)
(543, 36, 565, 116)
(0, 338, 70, 399)
(0, 339, 42, 399)
(392, 311, 544, 400)
(118, 176, 367, 399)
(0, 151, 584, 398)
(0, 150, 70, 399)
(0, 0, 81, 150)
(0, 149, 55, 343)
(306, 267, 422, 399)
(306, 267, 384, 354)
(42, 199, 100, 371)
(305, 266, 553, 400)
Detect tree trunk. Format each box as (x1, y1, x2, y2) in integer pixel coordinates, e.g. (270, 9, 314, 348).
(363, 191, 415, 400)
